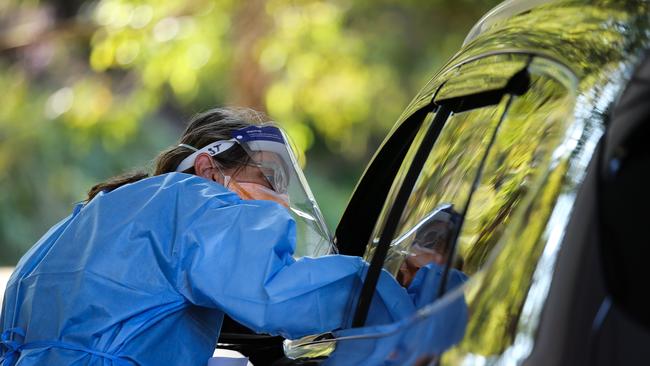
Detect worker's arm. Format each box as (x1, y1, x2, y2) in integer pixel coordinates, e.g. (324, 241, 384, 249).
(407, 262, 468, 309)
(174, 199, 415, 340)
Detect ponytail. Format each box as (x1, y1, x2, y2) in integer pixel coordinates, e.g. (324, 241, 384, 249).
(86, 171, 150, 202)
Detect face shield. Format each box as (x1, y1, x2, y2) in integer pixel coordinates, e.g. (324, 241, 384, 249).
(175, 125, 335, 258)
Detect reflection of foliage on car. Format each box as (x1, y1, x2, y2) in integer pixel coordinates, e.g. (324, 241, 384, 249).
(452, 158, 570, 359)
(457, 1, 650, 81)
(445, 72, 576, 357)
(461, 76, 570, 274)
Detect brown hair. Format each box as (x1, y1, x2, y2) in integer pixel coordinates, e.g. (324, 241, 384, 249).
(86, 107, 268, 201)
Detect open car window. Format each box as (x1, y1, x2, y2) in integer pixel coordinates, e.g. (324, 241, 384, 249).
(364, 95, 513, 281)
(361, 54, 532, 283)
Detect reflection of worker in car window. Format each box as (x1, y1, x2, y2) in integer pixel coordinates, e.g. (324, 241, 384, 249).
(398, 205, 464, 288)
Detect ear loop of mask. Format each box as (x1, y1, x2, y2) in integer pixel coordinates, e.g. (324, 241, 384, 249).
(210, 158, 289, 207)
(210, 159, 249, 198)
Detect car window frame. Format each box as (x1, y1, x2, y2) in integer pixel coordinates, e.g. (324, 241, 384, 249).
(351, 57, 532, 327)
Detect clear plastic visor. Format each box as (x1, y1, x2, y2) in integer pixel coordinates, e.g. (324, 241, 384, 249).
(234, 126, 334, 257)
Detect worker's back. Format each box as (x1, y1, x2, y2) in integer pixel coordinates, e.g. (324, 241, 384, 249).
(1, 174, 238, 365)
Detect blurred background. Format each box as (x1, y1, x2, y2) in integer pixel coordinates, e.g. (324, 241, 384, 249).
(0, 0, 501, 266)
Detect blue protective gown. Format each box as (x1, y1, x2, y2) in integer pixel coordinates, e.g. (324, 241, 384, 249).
(0, 173, 414, 366)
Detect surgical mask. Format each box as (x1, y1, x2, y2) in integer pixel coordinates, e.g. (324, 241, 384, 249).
(223, 174, 290, 208)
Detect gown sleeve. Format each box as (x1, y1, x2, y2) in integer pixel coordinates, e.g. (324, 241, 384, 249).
(174, 199, 415, 340)
(407, 263, 468, 309)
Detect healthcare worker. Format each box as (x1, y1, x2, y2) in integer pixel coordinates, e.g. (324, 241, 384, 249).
(0, 108, 416, 366)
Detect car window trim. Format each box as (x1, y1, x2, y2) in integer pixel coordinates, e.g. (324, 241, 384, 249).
(335, 105, 436, 257)
(351, 103, 451, 327)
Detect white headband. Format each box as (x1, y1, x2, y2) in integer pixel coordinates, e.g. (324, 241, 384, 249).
(175, 140, 238, 172)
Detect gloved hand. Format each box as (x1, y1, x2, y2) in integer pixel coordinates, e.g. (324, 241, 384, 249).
(407, 262, 468, 309)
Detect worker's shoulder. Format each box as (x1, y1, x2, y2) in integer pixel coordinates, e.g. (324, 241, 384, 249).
(90, 173, 237, 210)
(106, 173, 291, 218)
(123, 172, 233, 198)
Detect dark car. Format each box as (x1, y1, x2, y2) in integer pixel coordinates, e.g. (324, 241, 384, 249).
(220, 0, 650, 364)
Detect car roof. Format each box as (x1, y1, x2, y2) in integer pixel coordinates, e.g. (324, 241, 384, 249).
(393, 0, 650, 127)
(463, 0, 556, 46)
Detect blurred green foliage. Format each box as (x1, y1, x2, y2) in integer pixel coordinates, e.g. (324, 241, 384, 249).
(0, 0, 500, 265)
